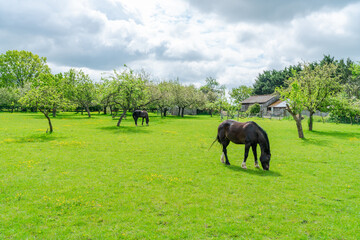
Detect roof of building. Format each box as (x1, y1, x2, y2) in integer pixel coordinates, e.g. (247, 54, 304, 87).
(269, 100, 287, 108)
(241, 94, 277, 104)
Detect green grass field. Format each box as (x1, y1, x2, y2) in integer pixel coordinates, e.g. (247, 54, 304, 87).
(0, 112, 359, 239)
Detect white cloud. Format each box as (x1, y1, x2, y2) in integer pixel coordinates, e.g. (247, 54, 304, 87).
(1, 0, 360, 89)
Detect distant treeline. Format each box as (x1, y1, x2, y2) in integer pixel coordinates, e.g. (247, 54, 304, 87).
(1, 50, 360, 131)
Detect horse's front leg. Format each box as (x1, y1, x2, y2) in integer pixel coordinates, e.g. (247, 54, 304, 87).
(134, 117, 138, 126)
(142, 117, 144, 125)
(242, 143, 251, 169)
(252, 144, 260, 168)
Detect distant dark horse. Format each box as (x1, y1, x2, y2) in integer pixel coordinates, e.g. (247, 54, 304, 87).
(133, 110, 149, 126)
(212, 120, 271, 170)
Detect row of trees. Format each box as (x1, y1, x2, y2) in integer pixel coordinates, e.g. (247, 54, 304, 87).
(0, 50, 252, 133)
(250, 55, 360, 138)
(276, 62, 360, 138)
(253, 55, 355, 95)
(1, 50, 360, 137)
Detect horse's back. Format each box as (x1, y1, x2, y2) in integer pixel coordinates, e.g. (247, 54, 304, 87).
(133, 110, 147, 117)
(218, 120, 246, 144)
(219, 120, 264, 144)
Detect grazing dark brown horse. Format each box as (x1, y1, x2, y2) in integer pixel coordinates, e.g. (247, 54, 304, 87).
(133, 110, 149, 126)
(213, 120, 271, 170)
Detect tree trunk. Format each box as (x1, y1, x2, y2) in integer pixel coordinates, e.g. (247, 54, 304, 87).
(103, 106, 107, 115)
(181, 107, 185, 117)
(164, 108, 167, 117)
(210, 109, 213, 117)
(42, 111, 53, 133)
(112, 110, 118, 118)
(117, 109, 127, 127)
(85, 105, 91, 118)
(295, 116, 304, 138)
(293, 114, 304, 138)
(178, 107, 181, 116)
(308, 111, 314, 131)
(287, 109, 304, 138)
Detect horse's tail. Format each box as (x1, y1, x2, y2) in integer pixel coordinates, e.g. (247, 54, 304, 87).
(209, 120, 231, 150)
(208, 138, 218, 151)
(208, 133, 220, 151)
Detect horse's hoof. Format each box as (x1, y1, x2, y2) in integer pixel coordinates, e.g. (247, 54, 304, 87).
(241, 163, 247, 169)
(220, 154, 225, 163)
(255, 164, 260, 168)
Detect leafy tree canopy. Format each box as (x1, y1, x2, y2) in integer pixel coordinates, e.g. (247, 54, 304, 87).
(229, 85, 253, 106)
(252, 64, 301, 95)
(0, 50, 50, 87)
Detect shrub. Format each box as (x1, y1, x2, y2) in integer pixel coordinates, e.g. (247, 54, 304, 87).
(246, 103, 260, 115)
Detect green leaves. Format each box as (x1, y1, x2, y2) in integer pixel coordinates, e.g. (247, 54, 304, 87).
(19, 73, 72, 112)
(0, 50, 50, 88)
(63, 69, 96, 117)
(229, 85, 253, 106)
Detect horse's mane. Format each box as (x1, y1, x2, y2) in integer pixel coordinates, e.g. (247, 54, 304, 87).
(250, 121, 270, 154)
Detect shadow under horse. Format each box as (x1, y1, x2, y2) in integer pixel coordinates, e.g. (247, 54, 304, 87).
(133, 110, 149, 126)
(212, 120, 271, 170)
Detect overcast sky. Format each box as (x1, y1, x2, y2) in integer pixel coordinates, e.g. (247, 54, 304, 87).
(1, 0, 360, 89)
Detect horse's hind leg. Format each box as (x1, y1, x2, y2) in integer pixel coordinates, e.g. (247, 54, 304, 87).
(241, 143, 251, 169)
(221, 140, 230, 165)
(142, 117, 144, 125)
(252, 144, 260, 168)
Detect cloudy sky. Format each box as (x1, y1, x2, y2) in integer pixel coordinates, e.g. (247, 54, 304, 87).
(1, 0, 360, 89)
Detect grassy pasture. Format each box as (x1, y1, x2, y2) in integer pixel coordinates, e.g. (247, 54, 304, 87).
(0, 112, 359, 239)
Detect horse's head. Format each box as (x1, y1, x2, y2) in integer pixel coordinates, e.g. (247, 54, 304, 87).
(260, 153, 271, 170)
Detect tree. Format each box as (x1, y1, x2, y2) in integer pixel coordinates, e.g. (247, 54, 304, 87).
(214, 86, 228, 119)
(229, 85, 253, 115)
(174, 83, 202, 117)
(276, 80, 306, 138)
(96, 78, 113, 115)
(294, 63, 341, 131)
(19, 73, 71, 133)
(328, 92, 360, 124)
(200, 77, 224, 116)
(201, 77, 220, 90)
(347, 62, 360, 99)
(0, 87, 19, 111)
(153, 81, 175, 117)
(229, 85, 252, 105)
(252, 65, 301, 95)
(63, 69, 96, 118)
(105, 67, 149, 126)
(318, 55, 353, 85)
(0, 50, 50, 87)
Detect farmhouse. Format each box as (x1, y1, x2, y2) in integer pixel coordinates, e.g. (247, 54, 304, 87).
(241, 94, 279, 114)
(268, 99, 288, 116)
